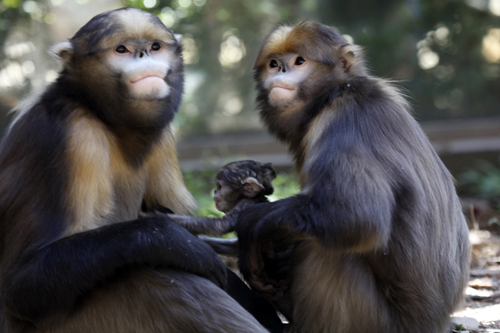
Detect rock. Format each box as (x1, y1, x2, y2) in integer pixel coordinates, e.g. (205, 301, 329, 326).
(451, 317, 480, 332)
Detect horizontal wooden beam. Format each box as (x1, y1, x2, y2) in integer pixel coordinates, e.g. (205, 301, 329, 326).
(177, 117, 500, 171)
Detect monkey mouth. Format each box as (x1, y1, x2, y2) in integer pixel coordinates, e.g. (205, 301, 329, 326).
(130, 75, 164, 84)
(128, 75, 169, 99)
(214, 200, 227, 212)
(272, 87, 295, 96)
(270, 85, 295, 92)
(269, 85, 296, 103)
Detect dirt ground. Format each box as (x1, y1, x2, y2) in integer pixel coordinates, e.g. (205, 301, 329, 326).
(451, 199, 500, 333)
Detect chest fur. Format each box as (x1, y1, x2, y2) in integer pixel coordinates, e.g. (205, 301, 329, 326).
(64, 111, 150, 234)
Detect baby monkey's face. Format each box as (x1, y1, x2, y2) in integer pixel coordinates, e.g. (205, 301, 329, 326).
(213, 181, 240, 213)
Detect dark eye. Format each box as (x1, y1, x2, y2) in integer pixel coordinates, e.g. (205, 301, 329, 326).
(269, 59, 279, 68)
(295, 57, 305, 65)
(116, 45, 128, 53)
(151, 42, 161, 51)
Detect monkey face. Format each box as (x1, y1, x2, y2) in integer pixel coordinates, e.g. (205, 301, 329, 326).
(213, 181, 239, 213)
(51, 8, 183, 104)
(106, 41, 174, 100)
(262, 53, 312, 107)
(253, 23, 361, 113)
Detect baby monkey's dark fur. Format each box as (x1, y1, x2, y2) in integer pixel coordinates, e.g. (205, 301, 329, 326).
(168, 160, 276, 239)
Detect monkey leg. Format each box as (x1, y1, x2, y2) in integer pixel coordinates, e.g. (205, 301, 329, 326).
(291, 240, 396, 333)
(36, 268, 268, 333)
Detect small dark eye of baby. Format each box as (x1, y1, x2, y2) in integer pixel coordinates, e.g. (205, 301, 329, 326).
(270, 60, 279, 68)
(295, 57, 305, 65)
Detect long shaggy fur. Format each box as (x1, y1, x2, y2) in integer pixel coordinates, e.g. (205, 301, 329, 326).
(237, 22, 470, 333)
(0, 8, 268, 333)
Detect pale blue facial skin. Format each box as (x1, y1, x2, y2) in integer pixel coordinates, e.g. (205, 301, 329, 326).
(106, 42, 173, 100)
(262, 53, 312, 108)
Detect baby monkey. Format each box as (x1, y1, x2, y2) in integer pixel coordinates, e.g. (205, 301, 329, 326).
(169, 160, 293, 319)
(167, 160, 276, 240)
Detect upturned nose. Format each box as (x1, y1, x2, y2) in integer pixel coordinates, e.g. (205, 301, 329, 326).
(137, 49, 149, 58)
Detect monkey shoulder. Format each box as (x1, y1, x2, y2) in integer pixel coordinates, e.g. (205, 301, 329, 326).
(0, 102, 70, 196)
(0, 103, 73, 258)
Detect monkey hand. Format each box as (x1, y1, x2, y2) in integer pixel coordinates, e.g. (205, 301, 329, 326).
(134, 215, 228, 289)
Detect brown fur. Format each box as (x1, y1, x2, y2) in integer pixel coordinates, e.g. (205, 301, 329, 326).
(64, 107, 196, 236)
(0, 8, 268, 332)
(35, 269, 266, 333)
(144, 128, 197, 216)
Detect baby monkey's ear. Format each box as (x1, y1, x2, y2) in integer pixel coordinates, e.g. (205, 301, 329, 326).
(242, 177, 264, 198)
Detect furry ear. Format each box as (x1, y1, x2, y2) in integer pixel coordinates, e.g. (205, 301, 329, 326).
(49, 41, 73, 65)
(338, 44, 365, 75)
(340, 51, 354, 72)
(242, 177, 264, 198)
(174, 34, 182, 42)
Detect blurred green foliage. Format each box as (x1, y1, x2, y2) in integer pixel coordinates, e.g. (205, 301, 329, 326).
(119, 0, 500, 136)
(2, 0, 500, 134)
(0, 0, 31, 52)
(459, 157, 500, 199)
(2, 0, 500, 201)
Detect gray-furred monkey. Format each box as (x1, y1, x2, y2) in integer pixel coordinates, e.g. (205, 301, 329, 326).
(235, 22, 471, 333)
(0, 8, 269, 333)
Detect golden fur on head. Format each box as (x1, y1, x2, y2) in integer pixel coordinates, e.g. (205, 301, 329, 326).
(104, 9, 177, 49)
(52, 8, 177, 60)
(254, 22, 367, 77)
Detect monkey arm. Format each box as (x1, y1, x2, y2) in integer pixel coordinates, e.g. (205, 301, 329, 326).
(166, 199, 255, 236)
(237, 153, 396, 252)
(235, 172, 395, 313)
(235, 148, 398, 300)
(2, 216, 227, 322)
(166, 209, 240, 236)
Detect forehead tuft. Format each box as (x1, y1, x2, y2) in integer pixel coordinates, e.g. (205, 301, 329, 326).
(254, 22, 349, 68)
(111, 8, 174, 42)
(71, 8, 176, 54)
(265, 25, 294, 52)
(254, 25, 293, 67)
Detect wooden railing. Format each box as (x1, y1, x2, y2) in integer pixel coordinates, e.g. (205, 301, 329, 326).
(177, 117, 500, 175)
